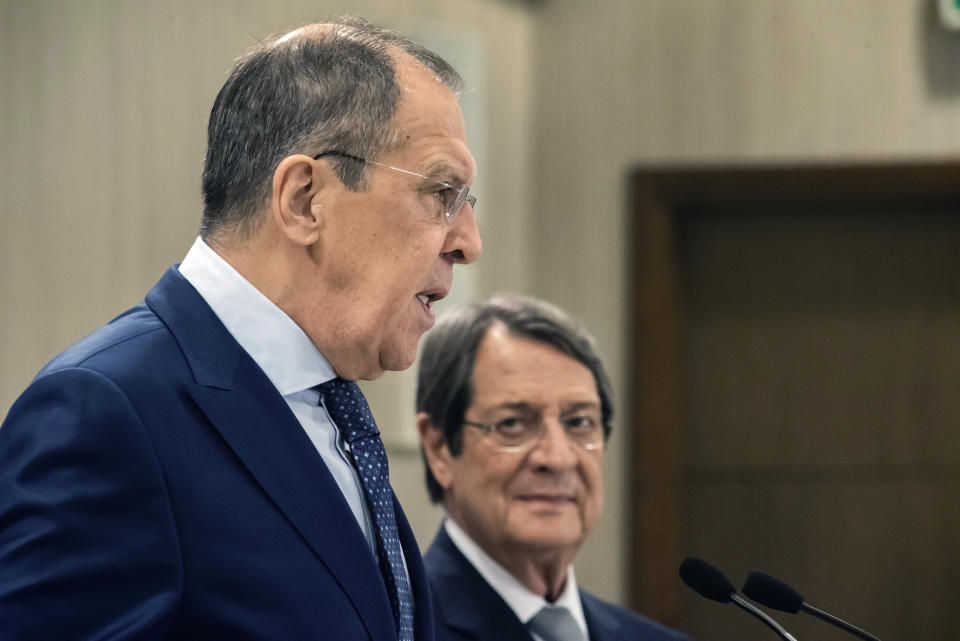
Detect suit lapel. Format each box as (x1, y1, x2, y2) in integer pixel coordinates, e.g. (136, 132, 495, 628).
(426, 526, 534, 641)
(146, 267, 397, 641)
(395, 496, 435, 641)
(581, 590, 623, 641)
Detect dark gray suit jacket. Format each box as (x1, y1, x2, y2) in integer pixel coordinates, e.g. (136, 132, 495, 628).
(424, 526, 692, 641)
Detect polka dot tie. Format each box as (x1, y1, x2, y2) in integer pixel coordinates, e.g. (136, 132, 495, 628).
(317, 378, 414, 641)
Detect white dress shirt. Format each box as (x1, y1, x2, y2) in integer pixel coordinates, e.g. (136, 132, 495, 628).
(444, 518, 590, 641)
(178, 236, 376, 553)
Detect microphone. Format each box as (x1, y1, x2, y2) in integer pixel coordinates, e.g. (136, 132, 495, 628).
(678, 558, 798, 641)
(743, 571, 882, 641)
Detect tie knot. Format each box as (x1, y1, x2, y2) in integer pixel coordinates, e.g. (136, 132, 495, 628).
(315, 377, 380, 443)
(528, 605, 584, 641)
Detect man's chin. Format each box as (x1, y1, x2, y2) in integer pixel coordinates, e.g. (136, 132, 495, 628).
(510, 521, 585, 551)
(378, 339, 421, 373)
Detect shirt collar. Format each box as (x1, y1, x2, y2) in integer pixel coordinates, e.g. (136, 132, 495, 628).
(178, 236, 336, 394)
(443, 518, 588, 635)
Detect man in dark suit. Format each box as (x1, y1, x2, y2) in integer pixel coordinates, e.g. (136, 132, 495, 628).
(0, 16, 480, 640)
(415, 295, 691, 641)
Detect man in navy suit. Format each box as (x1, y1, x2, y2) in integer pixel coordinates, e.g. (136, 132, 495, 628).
(415, 295, 691, 641)
(0, 16, 480, 640)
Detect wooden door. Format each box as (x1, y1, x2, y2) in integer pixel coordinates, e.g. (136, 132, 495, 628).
(628, 163, 960, 641)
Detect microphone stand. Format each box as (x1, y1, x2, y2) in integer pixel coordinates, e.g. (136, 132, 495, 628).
(801, 602, 881, 641)
(731, 594, 799, 641)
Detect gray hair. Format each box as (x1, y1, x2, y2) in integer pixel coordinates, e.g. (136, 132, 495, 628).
(200, 15, 463, 244)
(416, 294, 614, 503)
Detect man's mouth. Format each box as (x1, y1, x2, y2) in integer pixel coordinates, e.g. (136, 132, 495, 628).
(516, 493, 576, 504)
(416, 289, 448, 312)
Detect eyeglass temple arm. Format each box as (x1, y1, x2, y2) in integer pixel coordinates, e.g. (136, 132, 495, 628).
(313, 150, 366, 162)
(313, 150, 435, 183)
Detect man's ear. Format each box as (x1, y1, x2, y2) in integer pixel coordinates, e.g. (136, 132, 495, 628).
(417, 411, 454, 491)
(270, 154, 328, 245)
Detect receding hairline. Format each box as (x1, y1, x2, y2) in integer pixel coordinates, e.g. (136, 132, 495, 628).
(268, 22, 461, 154)
(270, 22, 460, 95)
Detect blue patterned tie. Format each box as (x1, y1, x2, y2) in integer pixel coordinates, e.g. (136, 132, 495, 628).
(317, 378, 414, 641)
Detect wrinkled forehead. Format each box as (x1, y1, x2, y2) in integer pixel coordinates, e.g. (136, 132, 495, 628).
(389, 58, 476, 183)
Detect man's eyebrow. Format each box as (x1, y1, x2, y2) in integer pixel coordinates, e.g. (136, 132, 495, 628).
(492, 402, 537, 413)
(561, 401, 602, 413)
(488, 401, 600, 413)
(421, 162, 469, 185)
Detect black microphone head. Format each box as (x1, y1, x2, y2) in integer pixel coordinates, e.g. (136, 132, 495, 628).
(679, 557, 736, 604)
(742, 571, 804, 613)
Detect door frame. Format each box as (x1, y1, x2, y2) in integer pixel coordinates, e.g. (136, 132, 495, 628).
(626, 161, 960, 627)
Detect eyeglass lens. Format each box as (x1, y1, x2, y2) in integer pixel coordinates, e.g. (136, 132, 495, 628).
(443, 184, 476, 221)
(469, 414, 602, 452)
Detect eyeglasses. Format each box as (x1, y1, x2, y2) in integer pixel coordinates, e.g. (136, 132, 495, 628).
(463, 410, 604, 453)
(313, 150, 476, 223)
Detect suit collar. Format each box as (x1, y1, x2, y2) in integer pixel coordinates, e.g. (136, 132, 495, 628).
(443, 519, 586, 627)
(146, 266, 241, 389)
(177, 237, 336, 394)
(581, 590, 623, 640)
(425, 526, 536, 641)
(427, 525, 636, 641)
(145, 267, 401, 641)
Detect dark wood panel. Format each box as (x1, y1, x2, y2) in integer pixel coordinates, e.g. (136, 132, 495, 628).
(627, 162, 960, 640)
(633, 162, 960, 207)
(683, 478, 960, 641)
(682, 207, 960, 468)
(627, 192, 686, 628)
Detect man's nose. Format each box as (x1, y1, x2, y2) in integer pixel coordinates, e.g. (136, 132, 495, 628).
(528, 420, 579, 469)
(442, 203, 482, 264)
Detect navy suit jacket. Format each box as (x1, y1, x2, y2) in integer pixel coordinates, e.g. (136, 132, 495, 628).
(424, 527, 691, 641)
(0, 267, 435, 641)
